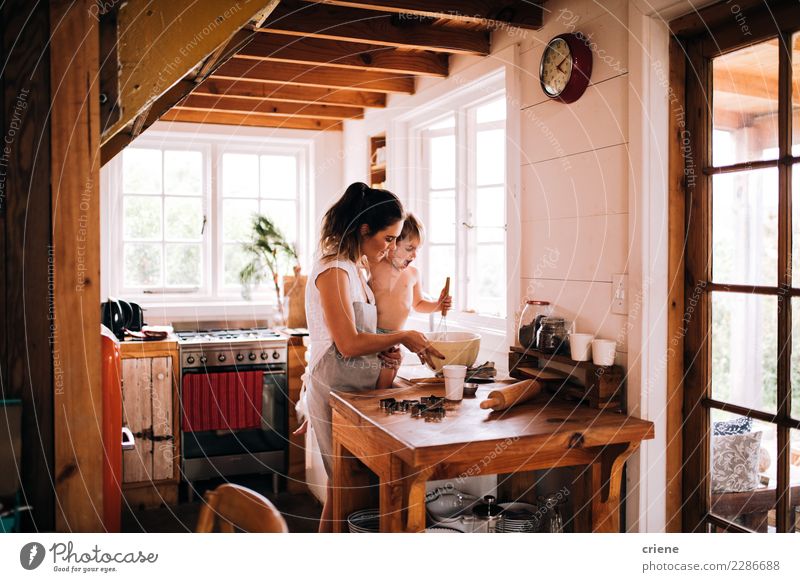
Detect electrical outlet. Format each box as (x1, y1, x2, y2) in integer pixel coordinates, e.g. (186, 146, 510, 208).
(612, 274, 628, 315)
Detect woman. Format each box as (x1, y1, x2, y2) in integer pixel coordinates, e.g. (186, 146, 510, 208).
(305, 182, 444, 532)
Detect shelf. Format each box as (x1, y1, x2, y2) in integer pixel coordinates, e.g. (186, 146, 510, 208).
(509, 345, 622, 374)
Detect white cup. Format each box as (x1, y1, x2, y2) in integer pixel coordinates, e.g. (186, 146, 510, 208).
(569, 333, 594, 362)
(442, 364, 467, 400)
(591, 339, 617, 366)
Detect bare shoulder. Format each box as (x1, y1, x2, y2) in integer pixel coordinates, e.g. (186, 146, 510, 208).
(407, 265, 421, 284)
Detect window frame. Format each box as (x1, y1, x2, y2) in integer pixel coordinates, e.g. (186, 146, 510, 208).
(679, 3, 800, 533)
(407, 80, 509, 333)
(107, 130, 313, 305)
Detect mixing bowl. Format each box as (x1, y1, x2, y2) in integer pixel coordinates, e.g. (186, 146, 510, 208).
(424, 331, 481, 373)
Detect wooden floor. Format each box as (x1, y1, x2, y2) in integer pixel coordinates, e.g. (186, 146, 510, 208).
(121, 476, 321, 533)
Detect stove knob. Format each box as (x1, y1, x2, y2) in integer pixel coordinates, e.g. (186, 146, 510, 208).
(199, 355, 208, 364)
(186, 355, 195, 364)
(236, 353, 244, 362)
(260, 352, 268, 360)
(218, 354, 226, 362)
(249, 352, 257, 361)
(272, 350, 280, 360)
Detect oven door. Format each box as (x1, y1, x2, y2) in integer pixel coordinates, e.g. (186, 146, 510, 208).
(181, 364, 287, 460)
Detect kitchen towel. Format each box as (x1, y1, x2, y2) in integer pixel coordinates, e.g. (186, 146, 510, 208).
(181, 371, 264, 432)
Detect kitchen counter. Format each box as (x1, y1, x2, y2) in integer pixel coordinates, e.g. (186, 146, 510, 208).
(330, 378, 655, 532)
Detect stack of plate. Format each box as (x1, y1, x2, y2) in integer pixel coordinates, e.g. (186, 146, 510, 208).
(347, 508, 380, 533)
(425, 525, 463, 533)
(497, 502, 541, 533)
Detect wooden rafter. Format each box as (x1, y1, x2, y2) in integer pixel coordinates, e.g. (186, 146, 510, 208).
(305, 0, 544, 30)
(212, 58, 416, 93)
(258, 2, 490, 55)
(194, 78, 387, 107)
(236, 32, 449, 77)
(177, 94, 364, 119)
(161, 108, 343, 130)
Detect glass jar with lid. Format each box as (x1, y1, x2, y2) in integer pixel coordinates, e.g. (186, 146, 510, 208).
(518, 300, 552, 349)
(535, 316, 570, 354)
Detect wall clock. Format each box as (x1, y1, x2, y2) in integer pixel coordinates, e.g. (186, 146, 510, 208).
(539, 33, 593, 104)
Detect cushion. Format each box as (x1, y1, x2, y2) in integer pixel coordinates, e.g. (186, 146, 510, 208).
(711, 431, 762, 493)
(712, 416, 752, 436)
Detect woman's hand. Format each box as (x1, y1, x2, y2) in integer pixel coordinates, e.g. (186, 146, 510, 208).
(401, 330, 445, 368)
(378, 346, 402, 369)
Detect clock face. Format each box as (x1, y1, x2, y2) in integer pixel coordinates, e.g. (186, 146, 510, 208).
(540, 37, 573, 97)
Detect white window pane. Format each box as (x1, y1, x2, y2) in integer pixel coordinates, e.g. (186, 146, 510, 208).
(223, 199, 258, 242)
(473, 244, 506, 316)
(123, 196, 162, 240)
(165, 197, 203, 241)
(260, 155, 297, 199)
(429, 197, 455, 244)
(429, 134, 455, 190)
(476, 129, 505, 186)
(476, 186, 505, 243)
(262, 200, 297, 243)
(123, 148, 162, 194)
(164, 150, 202, 195)
(165, 244, 201, 287)
(124, 243, 161, 287)
(223, 244, 249, 287)
(222, 153, 258, 197)
(428, 246, 455, 297)
(476, 98, 506, 123)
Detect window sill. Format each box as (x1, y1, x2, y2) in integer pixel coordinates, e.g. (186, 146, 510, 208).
(137, 300, 281, 326)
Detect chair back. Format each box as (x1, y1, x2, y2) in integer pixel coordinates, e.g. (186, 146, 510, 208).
(196, 483, 289, 533)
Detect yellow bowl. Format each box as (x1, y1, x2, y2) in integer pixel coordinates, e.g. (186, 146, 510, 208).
(424, 331, 481, 373)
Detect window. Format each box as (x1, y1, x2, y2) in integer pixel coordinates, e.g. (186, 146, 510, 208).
(110, 133, 310, 302)
(681, 15, 800, 533)
(416, 93, 507, 324)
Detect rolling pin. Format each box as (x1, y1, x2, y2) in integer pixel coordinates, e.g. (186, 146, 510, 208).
(480, 379, 543, 411)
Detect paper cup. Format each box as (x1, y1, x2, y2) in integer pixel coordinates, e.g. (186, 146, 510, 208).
(591, 339, 617, 366)
(443, 365, 466, 400)
(569, 333, 594, 362)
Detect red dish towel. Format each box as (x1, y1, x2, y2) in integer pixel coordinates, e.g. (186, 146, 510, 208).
(182, 371, 263, 432)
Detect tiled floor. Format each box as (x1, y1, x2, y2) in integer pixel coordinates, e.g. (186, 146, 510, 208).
(121, 475, 322, 533)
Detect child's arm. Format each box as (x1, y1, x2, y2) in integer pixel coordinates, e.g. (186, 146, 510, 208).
(412, 267, 453, 314)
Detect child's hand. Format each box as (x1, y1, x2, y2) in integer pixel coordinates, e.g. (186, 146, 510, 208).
(437, 285, 453, 316)
(379, 346, 403, 369)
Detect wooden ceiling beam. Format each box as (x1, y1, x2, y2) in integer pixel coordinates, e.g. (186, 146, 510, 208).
(194, 78, 387, 107)
(236, 32, 449, 77)
(258, 2, 490, 55)
(160, 108, 343, 130)
(212, 58, 416, 93)
(304, 0, 544, 30)
(178, 94, 364, 119)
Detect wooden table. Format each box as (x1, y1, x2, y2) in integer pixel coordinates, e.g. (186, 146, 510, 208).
(331, 380, 655, 532)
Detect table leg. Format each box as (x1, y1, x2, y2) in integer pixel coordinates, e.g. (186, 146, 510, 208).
(379, 456, 404, 532)
(591, 442, 639, 532)
(331, 434, 372, 533)
(405, 466, 435, 533)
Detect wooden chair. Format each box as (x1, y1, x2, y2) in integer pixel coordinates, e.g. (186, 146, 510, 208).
(195, 483, 289, 533)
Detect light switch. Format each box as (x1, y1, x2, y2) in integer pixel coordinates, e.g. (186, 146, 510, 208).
(612, 274, 628, 315)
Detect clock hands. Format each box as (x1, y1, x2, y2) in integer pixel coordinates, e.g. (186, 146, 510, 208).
(556, 56, 568, 74)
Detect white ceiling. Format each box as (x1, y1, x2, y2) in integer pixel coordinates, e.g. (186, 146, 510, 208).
(632, 0, 719, 20)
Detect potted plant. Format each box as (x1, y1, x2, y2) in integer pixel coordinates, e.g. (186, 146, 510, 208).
(238, 213, 299, 326)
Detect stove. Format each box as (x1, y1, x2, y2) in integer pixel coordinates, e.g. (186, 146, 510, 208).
(177, 328, 288, 369)
(175, 327, 289, 491)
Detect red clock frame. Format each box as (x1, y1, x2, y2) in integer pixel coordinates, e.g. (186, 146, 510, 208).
(540, 33, 593, 104)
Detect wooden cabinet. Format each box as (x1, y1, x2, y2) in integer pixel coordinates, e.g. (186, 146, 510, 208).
(286, 335, 308, 494)
(120, 340, 180, 508)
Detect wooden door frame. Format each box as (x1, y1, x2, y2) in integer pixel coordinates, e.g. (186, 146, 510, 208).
(668, 0, 800, 533)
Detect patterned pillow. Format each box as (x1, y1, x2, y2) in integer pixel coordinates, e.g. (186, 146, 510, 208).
(711, 431, 762, 493)
(712, 416, 752, 436)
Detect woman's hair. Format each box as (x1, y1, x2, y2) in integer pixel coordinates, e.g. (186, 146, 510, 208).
(319, 182, 404, 262)
(398, 213, 424, 243)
